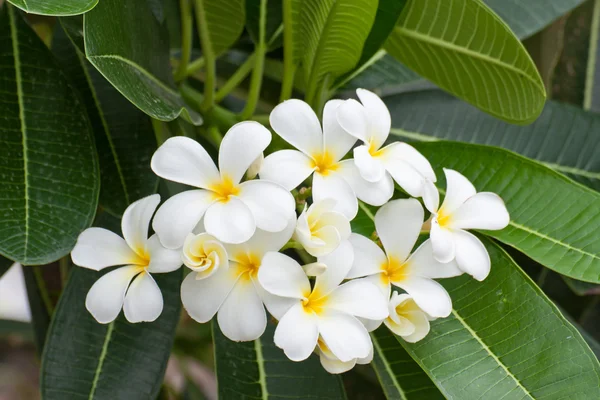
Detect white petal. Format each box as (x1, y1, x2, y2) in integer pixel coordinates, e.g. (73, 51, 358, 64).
(85, 266, 140, 324)
(274, 303, 319, 361)
(381, 158, 428, 198)
(317, 212, 351, 240)
(217, 279, 266, 341)
(336, 160, 393, 206)
(260, 150, 314, 190)
(450, 193, 510, 231)
(422, 179, 440, 213)
(299, 225, 341, 257)
(219, 121, 271, 184)
(396, 277, 452, 318)
(204, 197, 255, 244)
(440, 169, 476, 215)
(359, 317, 383, 332)
(354, 145, 386, 182)
(152, 190, 215, 249)
(319, 352, 356, 374)
(145, 235, 182, 273)
(430, 222, 455, 263)
(151, 136, 219, 189)
(402, 311, 431, 343)
(406, 240, 463, 279)
(386, 292, 430, 342)
(356, 88, 391, 149)
(255, 283, 297, 320)
(376, 199, 423, 262)
(0, 263, 30, 322)
(258, 252, 310, 299)
(318, 311, 372, 362)
(453, 230, 491, 281)
(313, 172, 358, 220)
(322, 99, 356, 162)
(72, 228, 142, 271)
(328, 280, 388, 320)
(302, 262, 328, 276)
(121, 194, 160, 255)
(358, 346, 374, 364)
(269, 99, 323, 155)
(346, 233, 386, 279)
(225, 215, 296, 258)
(123, 271, 163, 323)
(314, 240, 354, 296)
(238, 180, 295, 232)
(361, 273, 391, 299)
(336, 98, 370, 143)
(379, 142, 436, 181)
(181, 265, 239, 323)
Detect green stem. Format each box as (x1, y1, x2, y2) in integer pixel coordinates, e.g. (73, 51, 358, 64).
(180, 83, 239, 132)
(240, 46, 265, 119)
(280, 0, 296, 101)
(33, 267, 54, 316)
(295, 249, 314, 265)
(194, 0, 216, 110)
(186, 57, 206, 77)
(151, 118, 171, 145)
(59, 256, 70, 286)
(215, 53, 256, 103)
(207, 125, 223, 147)
(281, 240, 304, 251)
(174, 0, 194, 82)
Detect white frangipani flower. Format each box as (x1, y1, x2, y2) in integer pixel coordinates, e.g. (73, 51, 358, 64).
(347, 199, 462, 319)
(181, 217, 297, 341)
(336, 89, 436, 197)
(317, 339, 373, 374)
(151, 121, 295, 247)
(0, 263, 31, 323)
(181, 233, 229, 280)
(260, 99, 394, 219)
(258, 242, 388, 363)
(71, 195, 181, 324)
(294, 198, 351, 257)
(423, 168, 510, 281)
(384, 292, 431, 343)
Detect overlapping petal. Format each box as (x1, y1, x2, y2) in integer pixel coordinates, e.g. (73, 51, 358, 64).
(204, 197, 255, 244)
(274, 303, 319, 361)
(237, 180, 295, 232)
(217, 279, 267, 341)
(259, 150, 314, 190)
(71, 228, 143, 271)
(269, 99, 323, 155)
(375, 199, 423, 263)
(123, 271, 163, 323)
(121, 194, 160, 255)
(85, 266, 140, 324)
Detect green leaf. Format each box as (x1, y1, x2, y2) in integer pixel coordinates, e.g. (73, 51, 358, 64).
(198, 0, 245, 57)
(345, 0, 585, 93)
(41, 212, 182, 400)
(585, 0, 600, 112)
(246, 0, 283, 51)
(213, 320, 347, 399)
(401, 239, 600, 398)
(563, 277, 600, 296)
(22, 266, 52, 354)
(0, 255, 13, 278)
(84, 0, 202, 125)
(6, 0, 97, 16)
(414, 141, 600, 283)
(371, 327, 444, 399)
(385, 0, 545, 124)
(385, 90, 600, 192)
(299, 0, 378, 105)
(53, 23, 159, 216)
(0, 6, 99, 265)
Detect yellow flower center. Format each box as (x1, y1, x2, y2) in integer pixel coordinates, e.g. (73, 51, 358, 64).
(302, 290, 328, 315)
(380, 256, 409, 284)
(368, 140, 383, 157)
(132, 247, 151, 271)
(436, 208, 452, 227)
(235, 252, 262, 281)
(209, 176, 240, 202)
(311, 152, 338, 176)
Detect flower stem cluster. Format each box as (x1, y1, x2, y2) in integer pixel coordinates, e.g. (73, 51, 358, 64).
(71, 89, 509, 374)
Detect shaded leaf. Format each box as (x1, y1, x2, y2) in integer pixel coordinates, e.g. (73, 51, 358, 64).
(22, 266, 52, 355)
(414, 141, 600, 283)
(246, 0, 283, 51)
(385, 0, 545, 124)
(0, 6, 99, 265)
(53, 23, 159, 216)
(0, 255, 13, 278)
(585, 0, 600, 111)
(41, 212, 182, 400)
(7, 0, 97, 16)
(198, 0, 245, 57)
(84, 0, 202, 124)
(386, 90, 600, 192)
(213, 320, 347, 399)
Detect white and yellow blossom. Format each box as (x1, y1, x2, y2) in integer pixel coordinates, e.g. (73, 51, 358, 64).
(151, 121, 295, 247)
(181, 217, 297, 342)
(182, 233, 229, 280)
(258, 242, 388, 363)
(316, 338, 373, 374)
(336, 89, 436, 197)
(348, 199, 462, 318)
(71, 194, 181, 324)
(260, 99, 394, 219)
(423, 169, 510, 281)
(384, 292, 431, 343)
(294, 199, 351, 257)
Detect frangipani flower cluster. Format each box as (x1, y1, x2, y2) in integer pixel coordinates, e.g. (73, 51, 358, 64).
(70, 89, 509, 374)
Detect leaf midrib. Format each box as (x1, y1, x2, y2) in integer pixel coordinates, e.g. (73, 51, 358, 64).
(9, 6, 29, 260)
(89, 321, 115, 400)
(371, 332, 408, 400)
(254, 337, 268, 400)
(392, 25, 545, 95)
(77, 49, 130, 207)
